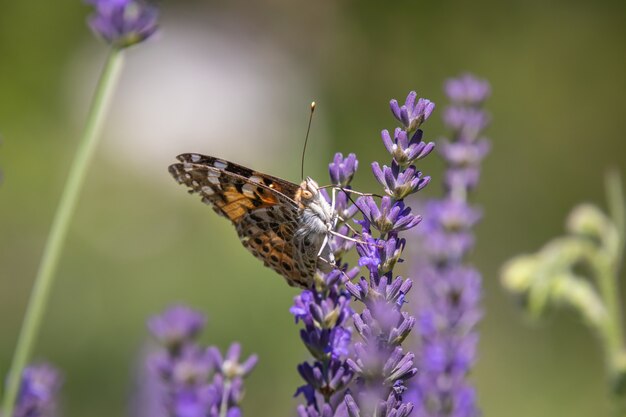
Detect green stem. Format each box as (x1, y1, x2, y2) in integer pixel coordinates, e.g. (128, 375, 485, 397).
(1, 48, 124, 417)
(602, 170, 626, 411)
(607, 169, 625, 273)
(596, 262, 625, 375)
(604, 171, 626, 363)
(219, 379, 232, 417)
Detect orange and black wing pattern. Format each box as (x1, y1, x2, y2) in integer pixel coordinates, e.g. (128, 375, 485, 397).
(168, 153, 316, 287)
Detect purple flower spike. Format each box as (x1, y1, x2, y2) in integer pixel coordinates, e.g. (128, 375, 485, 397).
(292, 279, 355, 406)
(87, 0, 159, 48)
(14, 363, 62, 417)
(348, 91, 434, 417)
(407, 74, 491, 417)
(292, 154, 363, 414)
(148, 304, 206, 350)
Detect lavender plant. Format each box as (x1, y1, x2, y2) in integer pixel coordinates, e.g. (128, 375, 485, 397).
(8, 364, 63, 417)
(342, 92, 435, 416)
(87, 0, 158, 48)
(407, 74, 491, 417)
(501, 172, 626, 408)
(291, 154, 360, 417)
(145, 305, 258, 417)
(1, 1, 158, 415)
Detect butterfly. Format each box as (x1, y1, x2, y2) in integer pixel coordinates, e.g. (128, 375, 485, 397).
(168, 153, 341, 288)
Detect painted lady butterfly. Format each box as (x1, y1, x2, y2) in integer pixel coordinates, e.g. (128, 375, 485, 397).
(168, 153, 339, 288)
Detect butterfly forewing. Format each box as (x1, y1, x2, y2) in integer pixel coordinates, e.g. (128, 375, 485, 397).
(168, 153, 323, 287)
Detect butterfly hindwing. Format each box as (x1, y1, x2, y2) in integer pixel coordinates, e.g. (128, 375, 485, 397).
(168, 153, 317, 287)
(237, 205, 313, 287)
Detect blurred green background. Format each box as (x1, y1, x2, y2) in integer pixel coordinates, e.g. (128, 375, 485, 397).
(1, 0, 626, 416)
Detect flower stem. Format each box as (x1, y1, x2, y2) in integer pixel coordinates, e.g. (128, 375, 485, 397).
(603, 170, 626, 412)
(1, 48, 124, 417)
(607, 169, 625, 273)
(219, 379, 232, 417)
(604, 171, 626, 361)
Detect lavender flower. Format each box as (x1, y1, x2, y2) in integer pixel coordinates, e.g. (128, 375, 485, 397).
(444, 74, 491, 104)
(407, 74, 491, 417)
(292, 154, 360, 417)
(143, 305, 257, 417)
(86, 0, 159, 48)
(12, 363, 62, 417)
(440, 75, 491, 193)
(372, 163, 430, 200)
(389, 92, 435, 132)
(148, 304, 206, 350)
(345, 91, 434, 416)
(329, 153, 359, 187)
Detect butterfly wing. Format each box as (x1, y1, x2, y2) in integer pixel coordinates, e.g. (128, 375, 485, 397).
(168, 153, 317, 287)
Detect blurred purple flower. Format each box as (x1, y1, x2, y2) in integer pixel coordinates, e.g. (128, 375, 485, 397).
(209, 343, 258, 380)
(439, 139, 490, 191)
(13, 363, 62, 417)
(407, 73, 491, 417)
(444, 74, 491, 104)
(147, 304, 206, 350)
(86, 0, 158, 48)
(140, 305, 257, 417)
(418, 199, 481, 262)
(347, 91, 434, 416)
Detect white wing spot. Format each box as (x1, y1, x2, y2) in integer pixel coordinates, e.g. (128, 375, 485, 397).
(213, 160, 228, 169)
(242, 183, 257, 198)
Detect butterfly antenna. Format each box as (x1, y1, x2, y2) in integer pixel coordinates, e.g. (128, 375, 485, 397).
(301, 101, 316, 181)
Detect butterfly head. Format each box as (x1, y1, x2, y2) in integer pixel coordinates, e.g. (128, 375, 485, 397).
(296, 177, 335, 228)
(296, 177, 320, 204)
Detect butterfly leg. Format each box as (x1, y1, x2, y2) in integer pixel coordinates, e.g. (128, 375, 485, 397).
(334, 213, 358, 231)
(332, 186, 381, 198)
(318, 233, 330, 257)
(330, 185, 340, 230)
(329, 229, 381, 246)
(331, 189, 381, 248)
